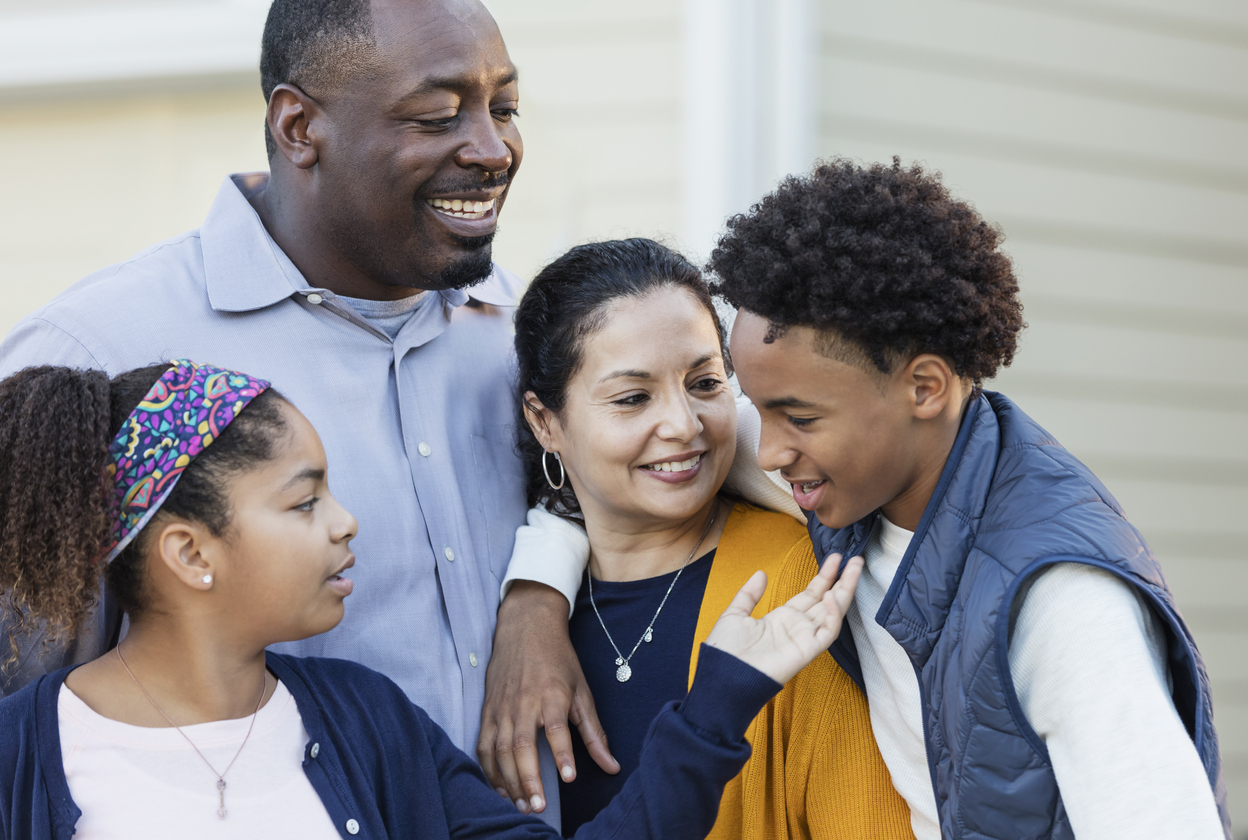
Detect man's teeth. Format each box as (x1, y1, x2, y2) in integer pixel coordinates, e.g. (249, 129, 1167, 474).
(426, 197, 495, 219)
(643, 454, 702, 473)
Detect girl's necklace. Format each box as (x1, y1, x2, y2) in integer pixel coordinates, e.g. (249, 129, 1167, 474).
(587, 504, 718, 683)
(114, 645, 266, 819)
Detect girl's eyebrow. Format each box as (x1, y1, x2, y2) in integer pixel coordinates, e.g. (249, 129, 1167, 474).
(280, 467, 325, 492)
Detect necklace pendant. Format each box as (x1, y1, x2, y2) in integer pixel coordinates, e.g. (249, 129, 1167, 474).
(217, 779, 227, 819)
(615, 656, 624, 666)
(643, 628, 653, 643)
(615, 662, 632, 682)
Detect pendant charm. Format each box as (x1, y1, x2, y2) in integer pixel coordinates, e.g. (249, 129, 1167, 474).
(217, 779, 227, 819)
(615, 656, 624, 666)
(643, 628, 653, 643)
(615, 662, 632, 682)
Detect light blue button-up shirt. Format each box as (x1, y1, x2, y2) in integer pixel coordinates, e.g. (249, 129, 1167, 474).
(0, 173, 531, 754)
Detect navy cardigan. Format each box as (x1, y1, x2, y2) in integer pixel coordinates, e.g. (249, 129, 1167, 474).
(0, 647, 778, 840)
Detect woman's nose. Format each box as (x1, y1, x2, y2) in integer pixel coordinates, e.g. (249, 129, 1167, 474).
(658, 395, 703, 441)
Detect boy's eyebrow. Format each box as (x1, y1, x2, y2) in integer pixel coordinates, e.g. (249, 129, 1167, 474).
(281, 467, 325, 492)
(764, 396, 817, 409)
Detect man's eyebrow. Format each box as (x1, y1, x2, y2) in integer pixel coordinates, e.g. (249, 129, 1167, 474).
(281, 467, 325, 492)
(763, 396, 817, 410)
(396, 69, 519, 103)
(600, 369, 650, 383)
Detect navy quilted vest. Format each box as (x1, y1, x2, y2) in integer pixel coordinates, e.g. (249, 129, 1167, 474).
(809, 392, 1231, 839)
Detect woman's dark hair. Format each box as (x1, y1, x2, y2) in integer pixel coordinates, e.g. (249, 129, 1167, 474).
(514, 238, 726, 516)
(0, 363, 287, 664)
(709, 157, 1025, 385)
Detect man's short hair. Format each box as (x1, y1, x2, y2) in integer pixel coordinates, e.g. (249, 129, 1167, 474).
(709, 158, 1026, 385)
(259, 0, 377, 158)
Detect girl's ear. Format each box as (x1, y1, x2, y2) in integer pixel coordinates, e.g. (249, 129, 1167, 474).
(151, 520, 217, 592)
(523, 391, 560, 451)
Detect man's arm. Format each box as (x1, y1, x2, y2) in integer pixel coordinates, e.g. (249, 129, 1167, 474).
(1009, 562, 1225, 840)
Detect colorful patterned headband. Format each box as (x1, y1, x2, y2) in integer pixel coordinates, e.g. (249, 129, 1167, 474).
(101, 360, 271, 565)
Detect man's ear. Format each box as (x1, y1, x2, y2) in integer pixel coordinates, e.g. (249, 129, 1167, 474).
(267, 83, 324, 170)
(151, 519, 217, 592)
(903, 354, 957, 421)
(523, 391, 560, 451)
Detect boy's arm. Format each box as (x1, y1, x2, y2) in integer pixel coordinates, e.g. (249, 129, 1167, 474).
(1009, 563, 1225, 840)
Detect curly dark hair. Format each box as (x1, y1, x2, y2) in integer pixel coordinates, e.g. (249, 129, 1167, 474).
(514, 238, 726, 516)
(708, 157, 1025, 384)
(0, 364, 286, 667)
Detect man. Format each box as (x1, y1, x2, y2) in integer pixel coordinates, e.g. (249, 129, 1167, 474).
(710, 158, 1230, 839)
(0, 0, 609, 822)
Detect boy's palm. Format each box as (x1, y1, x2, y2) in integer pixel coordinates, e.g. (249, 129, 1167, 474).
(704, 555, 863, 685)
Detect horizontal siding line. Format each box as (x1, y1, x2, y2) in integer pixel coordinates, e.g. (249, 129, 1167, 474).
(1143, 530, 1248, 561)
(818, 113, 1248, 195)
(991, 371, 1248, 414)
(997, 216, 1248, 268)
(965, 0, 1248, 51)
(1022, 294, 1248, 342)
(541, 103, 679, 126)
(1082, 453, 1248, 488)
(500, 20, 680, 47)
(820, 33, 1248, 123)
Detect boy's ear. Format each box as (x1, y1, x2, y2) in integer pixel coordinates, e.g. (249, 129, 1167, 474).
(522, 391, 560, 451)
(904, 354, 957, 420)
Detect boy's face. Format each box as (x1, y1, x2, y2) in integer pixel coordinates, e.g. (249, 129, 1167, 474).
(731, 310, 928, 530)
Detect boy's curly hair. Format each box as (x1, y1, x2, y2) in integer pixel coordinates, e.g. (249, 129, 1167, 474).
(708, 157, 1025, 384)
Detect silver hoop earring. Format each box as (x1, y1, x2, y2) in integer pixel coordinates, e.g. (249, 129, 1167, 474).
(542, 451, 565, 490)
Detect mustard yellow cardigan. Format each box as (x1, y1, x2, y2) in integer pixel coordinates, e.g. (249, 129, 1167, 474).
(687, 504, 914, 840)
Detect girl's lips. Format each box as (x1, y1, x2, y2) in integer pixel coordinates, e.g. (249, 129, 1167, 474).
(790, 479, 828, 511)
(639, 457, 703, 485)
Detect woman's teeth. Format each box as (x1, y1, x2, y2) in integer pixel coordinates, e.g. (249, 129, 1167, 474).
(426, 197, 495, 219)
(642, 454, 702, 472)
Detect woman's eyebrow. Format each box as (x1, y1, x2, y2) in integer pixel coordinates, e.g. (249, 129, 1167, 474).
(599, 368, 649, 383)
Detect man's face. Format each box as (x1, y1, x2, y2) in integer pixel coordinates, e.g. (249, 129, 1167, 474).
(731, 310, 921, 530)
(314, 0, 523, 291)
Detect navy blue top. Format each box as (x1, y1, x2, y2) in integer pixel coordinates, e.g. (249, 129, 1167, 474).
(0, 647, 778, 840)
(562, 550, 715, 836)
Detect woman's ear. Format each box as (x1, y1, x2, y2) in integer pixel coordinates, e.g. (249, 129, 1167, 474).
(523, 391, 560, 451)
(151, 520, 217, 592)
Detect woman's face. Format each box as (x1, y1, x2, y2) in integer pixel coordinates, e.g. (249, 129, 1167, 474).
(535, 286, 737, 532)
(209, 402, 359, 645)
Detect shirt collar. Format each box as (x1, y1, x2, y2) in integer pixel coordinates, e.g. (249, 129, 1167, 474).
(201, 173, 521, 313)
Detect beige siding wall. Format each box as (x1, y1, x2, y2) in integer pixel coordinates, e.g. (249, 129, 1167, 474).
(816, 0, 1248, 830)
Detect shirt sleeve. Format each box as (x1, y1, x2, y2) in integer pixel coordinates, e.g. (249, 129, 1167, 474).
(433, 644, 780, 840)
(1008, 562, 1224, 840)
(499, 507, 590, 617)
(0, 315, 105, 378)
(721, 394, 805, 522)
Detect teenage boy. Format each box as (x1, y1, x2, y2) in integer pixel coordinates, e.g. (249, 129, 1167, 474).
(710, 159, 1230, 840)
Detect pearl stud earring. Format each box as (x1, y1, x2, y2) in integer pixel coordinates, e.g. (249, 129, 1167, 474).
(201, 574, 213, 585)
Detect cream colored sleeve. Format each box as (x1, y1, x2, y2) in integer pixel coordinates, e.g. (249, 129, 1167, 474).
(499, 506, 590, 618)
(722, 394, 805, 523)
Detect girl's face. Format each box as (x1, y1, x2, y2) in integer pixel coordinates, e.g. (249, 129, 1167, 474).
(534, 286, 737, 533)
(209, 402, 359, 644)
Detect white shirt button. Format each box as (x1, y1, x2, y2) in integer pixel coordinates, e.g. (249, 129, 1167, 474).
(306, 293, 324, 305)
(345, 818, 360, 834)
(444, 546, 455, 561)
(418, 442, 432, 457)
(310, 742, 320, 759)
(469, 652, 479, 667)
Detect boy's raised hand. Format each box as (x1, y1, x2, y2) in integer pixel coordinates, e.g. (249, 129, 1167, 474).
(704, 554, 863, 685)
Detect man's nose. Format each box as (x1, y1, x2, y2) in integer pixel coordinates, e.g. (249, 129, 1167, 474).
(455, 110, 513, 172)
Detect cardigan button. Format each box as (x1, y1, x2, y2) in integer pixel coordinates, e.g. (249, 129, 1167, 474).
(310, 742, 320, 759)
(346, 818, 360, 834)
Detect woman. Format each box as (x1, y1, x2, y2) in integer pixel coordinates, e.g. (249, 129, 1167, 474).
(0, 359, 858, 839)
(509, 240, 913, 838)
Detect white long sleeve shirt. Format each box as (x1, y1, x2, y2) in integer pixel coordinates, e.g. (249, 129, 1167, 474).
(852, 515, 1223, 840)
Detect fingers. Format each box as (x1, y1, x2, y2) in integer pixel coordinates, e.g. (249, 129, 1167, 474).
(476, 718, 506, 795)
(723, 569, 768, 618)
(569, 689, 620, 776)
(828, 555, 863, 615)
(512, 730, 546, 813)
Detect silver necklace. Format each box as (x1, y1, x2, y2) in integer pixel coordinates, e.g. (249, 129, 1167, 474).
(588, 505, 717, 683)
(115, 646, 266, 819)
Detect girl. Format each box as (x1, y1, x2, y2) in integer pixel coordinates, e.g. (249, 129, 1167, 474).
(498, 239, 913, 838)
(0, 359, 859, 839)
